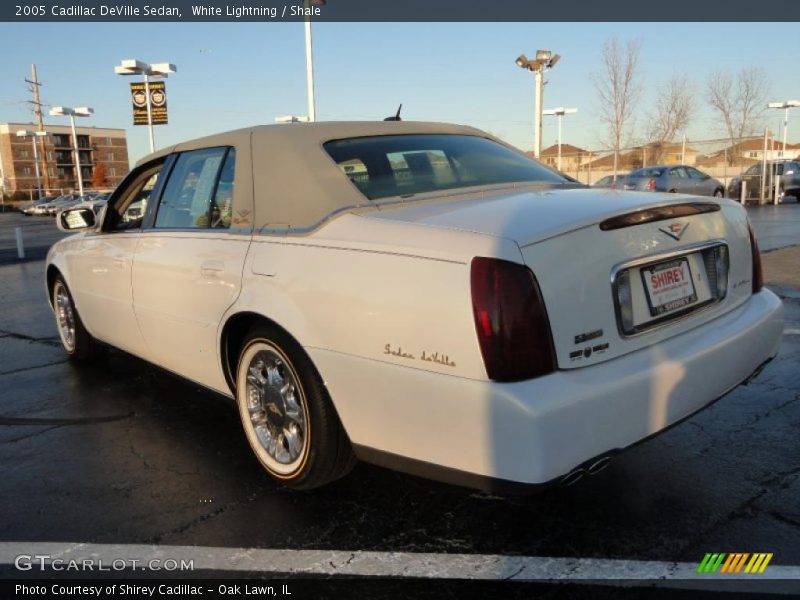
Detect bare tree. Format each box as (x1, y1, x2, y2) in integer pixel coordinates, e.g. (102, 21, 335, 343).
(593, 38, 641, 178)
(707, 67, 769, 164)
(646, 75, 694, 163)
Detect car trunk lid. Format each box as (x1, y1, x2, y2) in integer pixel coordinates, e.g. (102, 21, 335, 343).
(368, 188, 753, 370)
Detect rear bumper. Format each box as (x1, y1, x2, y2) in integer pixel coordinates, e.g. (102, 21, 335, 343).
(311, 289, 783, 488)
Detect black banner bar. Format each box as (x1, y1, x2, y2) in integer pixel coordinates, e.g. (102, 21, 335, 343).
(2, 0, 797, 22)
(0, 578, 749, 600)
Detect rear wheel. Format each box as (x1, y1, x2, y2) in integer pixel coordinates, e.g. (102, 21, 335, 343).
(52, 276, 101, 361)
(235, 325, 355, 490)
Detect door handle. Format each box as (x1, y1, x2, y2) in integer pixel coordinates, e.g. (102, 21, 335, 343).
(200, 260, 225, 278)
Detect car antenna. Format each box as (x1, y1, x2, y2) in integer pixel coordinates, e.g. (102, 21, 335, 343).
(384, 104, 402, 121)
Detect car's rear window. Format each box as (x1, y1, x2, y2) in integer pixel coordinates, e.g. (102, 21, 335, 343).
(629, 167, 665, 178)
(323, 134, 567, 200)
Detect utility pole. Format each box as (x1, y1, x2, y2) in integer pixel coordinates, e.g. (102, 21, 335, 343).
(681, 135, 686, 164)
(26, 64, 51, 191)
(534, 68, 543, 158)
(760, 127, 769, 204)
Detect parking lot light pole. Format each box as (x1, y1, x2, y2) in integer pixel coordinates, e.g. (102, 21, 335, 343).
(767, 100, 800, 159)
(303, 0, 326, 122)
(114, 59, 177, 153)
(16, 130, 48, 199)
(516, 50, 561, 159)
(543, 107, 577, 171)
(49, 106, 93, 197)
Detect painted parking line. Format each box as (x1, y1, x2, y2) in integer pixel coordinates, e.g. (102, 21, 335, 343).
(783, 328, 800, 336)
(1, 542, 799, 594)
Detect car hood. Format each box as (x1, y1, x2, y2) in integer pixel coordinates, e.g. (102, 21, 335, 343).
(366, 187, 723, 247)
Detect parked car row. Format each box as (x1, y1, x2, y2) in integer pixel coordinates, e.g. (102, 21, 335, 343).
(593, 166, 724, 197)
(21, 192, 112, 217)
(591, 160, 800, 203)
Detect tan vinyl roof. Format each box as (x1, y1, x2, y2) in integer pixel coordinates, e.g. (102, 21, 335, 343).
(137, 121, 493, 232)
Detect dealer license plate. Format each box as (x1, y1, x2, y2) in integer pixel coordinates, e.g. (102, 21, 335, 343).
(641, 258, 697, 317)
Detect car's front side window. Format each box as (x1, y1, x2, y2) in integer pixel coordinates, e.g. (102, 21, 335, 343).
(103, 162, 164, 232)
(154, 147, 232, 229)
(670, 167, 688, 179)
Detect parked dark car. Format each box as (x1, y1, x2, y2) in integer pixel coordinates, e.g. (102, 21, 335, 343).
(727, 160, 800, 202)
(623, 165, 724, 197)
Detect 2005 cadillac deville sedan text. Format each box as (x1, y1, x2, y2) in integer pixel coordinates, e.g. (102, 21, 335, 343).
(46, 121, 784, 491)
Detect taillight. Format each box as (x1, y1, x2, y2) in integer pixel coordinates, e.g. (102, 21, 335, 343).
(470, 257, 555, 382)
(648, 179, 656, 191)
(748, 221, 763, 294)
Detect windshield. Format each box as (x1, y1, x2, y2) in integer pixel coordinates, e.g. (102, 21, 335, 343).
(324, 134, 568, 200)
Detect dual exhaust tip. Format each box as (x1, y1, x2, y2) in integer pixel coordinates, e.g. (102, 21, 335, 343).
(560, 455, 613, 487)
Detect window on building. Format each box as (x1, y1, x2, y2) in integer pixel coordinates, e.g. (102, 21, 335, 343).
(109, 167, 117, 177)
(107, 152, 114, 161)
(22, 167, 32, 176)
(105, 137, 111, 145)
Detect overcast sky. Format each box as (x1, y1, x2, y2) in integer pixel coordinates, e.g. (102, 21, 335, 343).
(2, 21, 798, 164)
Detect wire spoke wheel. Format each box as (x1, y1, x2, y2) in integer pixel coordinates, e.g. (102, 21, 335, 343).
(238, 341, 310, 477)
(53, 280, 76, 353)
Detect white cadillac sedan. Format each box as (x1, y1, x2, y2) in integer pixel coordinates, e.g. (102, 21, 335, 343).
(47, 122, 783, 491)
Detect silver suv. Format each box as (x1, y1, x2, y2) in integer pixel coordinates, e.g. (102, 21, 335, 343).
(728, 160, 800, 202)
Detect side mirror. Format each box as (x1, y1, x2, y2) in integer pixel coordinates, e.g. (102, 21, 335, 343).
(57, 207, 96, 232)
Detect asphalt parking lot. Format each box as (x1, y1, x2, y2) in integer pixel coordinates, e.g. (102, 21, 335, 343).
(0, 206, 798, 595)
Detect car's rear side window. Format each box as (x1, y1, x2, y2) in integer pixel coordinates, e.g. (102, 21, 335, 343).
(630, 167, 665, 178)
(324, 134, 566, 200)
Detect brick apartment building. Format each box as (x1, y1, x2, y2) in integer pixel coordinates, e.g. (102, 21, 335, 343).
(0, 122, 129, 199)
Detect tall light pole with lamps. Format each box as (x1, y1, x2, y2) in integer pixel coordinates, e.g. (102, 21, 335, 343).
(767, 100, 799, 204)
(542, 107, 577, 171)
(114, 59, 177, 153)
(515, 50, 561, 159)
(15, 130, 48, 199)
(303, 0, 326, 122)
(48, 106, 93, 197)
(767, 100, 800, 159)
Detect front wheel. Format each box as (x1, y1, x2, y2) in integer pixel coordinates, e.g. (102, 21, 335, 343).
(235, 325, 355, 490)
(713, 189, 724, 198)
(52, 276, 101, 361)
